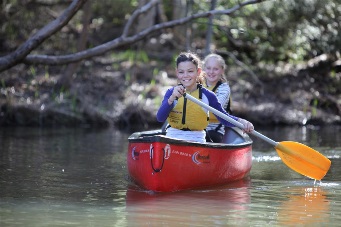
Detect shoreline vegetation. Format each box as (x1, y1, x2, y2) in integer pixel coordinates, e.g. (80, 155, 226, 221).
(0, 53, 340, 131)
(1, 1, 340, 131)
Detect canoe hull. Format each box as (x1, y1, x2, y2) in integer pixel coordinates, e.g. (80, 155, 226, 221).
(127, 128, 252, 192)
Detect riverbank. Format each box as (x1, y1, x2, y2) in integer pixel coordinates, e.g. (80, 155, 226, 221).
(0, 55, 340, 130)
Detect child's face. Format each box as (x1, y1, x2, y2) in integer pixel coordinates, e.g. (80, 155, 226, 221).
(176, 61, 201, 89)
(204, 58, 224, 84)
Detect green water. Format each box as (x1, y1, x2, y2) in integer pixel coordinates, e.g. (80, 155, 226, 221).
(0, 126, 340, 226)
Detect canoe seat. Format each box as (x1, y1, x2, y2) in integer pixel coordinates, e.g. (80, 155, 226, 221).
(222, 127, 246, 144)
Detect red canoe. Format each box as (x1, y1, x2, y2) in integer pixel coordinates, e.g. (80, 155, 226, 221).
(127, 127, 253, 192)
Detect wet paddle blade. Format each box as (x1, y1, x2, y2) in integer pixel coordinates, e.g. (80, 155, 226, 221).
(275, 141, 331, 180)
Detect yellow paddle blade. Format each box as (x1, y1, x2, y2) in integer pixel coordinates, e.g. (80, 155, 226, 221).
(275, 141, 331, 180)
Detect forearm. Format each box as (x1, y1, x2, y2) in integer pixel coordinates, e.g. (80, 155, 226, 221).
(156, 89, 175, 122)
(216, 114, 238, 127)
(167, 94, 177, 105)
(204, 88, 254, 132)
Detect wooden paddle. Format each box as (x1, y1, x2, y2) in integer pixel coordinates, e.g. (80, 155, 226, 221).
(184, 93, 331, 180)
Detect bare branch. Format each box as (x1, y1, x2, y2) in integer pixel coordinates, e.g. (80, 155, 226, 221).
(122, 0, 160, 37)
(0, 0, 265, 71)
(0, 0, 87, 72)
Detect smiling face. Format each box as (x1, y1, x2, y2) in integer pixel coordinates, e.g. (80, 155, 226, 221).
(176, 61, 201, 92)
(204, 57, 225, 86)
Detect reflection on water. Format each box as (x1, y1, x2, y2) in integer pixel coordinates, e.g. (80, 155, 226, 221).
(126, 178, 251, 226)
(278, 186, 330, 226)
(1, 125, 341, 226)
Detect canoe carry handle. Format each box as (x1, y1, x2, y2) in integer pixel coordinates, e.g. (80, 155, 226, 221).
(150, 145, 165, 173)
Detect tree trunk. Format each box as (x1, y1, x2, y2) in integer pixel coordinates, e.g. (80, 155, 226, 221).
(135, 0, 157, 33)
(57, 0, 92, 89)
(205, 0, 217, 56)
(171, 0, 187, 47)
(185, 0, 193, 51)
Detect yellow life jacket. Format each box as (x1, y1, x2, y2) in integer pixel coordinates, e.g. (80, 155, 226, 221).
(205, 81, 232, 123)
(167, 85, 209, 131)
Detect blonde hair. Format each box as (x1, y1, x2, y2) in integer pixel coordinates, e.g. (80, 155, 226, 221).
(203, 53, 227, 82)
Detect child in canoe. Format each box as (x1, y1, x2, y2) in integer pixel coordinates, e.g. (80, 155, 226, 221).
(156, 51, 253, 143)
(203, 53, 232, 143)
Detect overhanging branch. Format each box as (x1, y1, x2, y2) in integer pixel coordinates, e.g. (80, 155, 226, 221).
(0, 0, 265, 71)
(0, 0, 87, 72)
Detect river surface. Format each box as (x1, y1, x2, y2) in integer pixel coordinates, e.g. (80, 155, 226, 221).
(0, 125, 340, 226)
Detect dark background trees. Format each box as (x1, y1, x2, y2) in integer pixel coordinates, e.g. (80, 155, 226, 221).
(0, 0, 340, 128)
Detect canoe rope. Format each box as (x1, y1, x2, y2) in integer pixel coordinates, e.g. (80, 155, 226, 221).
(150, 146, 165, 172)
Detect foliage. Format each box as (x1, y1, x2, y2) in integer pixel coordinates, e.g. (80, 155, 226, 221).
(1, 0, 340, 65)
(0, 0, 135, 54)
(208, 0, 341, 64)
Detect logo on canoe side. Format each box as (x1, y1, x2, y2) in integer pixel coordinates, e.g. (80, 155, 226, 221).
(192, 151, 210, 164)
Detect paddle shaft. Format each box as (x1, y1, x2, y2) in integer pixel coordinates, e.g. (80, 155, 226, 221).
(184, 93, 278, 147)
(185, 93, 331, 179)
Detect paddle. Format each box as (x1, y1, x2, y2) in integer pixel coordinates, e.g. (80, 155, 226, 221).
(184, 93, 331, 180)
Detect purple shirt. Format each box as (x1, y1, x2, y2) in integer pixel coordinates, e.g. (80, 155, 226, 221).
(156, 87, 238, 128)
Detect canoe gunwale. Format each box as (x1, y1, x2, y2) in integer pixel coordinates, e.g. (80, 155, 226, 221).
(128, 128, 253, 149)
